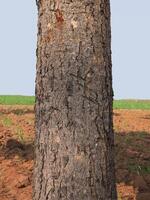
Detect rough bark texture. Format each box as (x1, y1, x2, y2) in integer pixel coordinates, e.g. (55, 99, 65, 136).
(33, 0, 117, 199)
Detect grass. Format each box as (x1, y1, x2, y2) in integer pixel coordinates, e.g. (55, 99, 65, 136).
(15, 127, 26, 143)
(2, 117, 13, 127)
(0, 95, 35, 105)
(114, 100, 150, 110)
(128, 164, 150, 175)
(117, 193, 122, 200)
(1, 96, 150, 109)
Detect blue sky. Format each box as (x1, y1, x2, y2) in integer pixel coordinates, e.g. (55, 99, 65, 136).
(111, 1, 150, 99)
(0, 0, 150, 99)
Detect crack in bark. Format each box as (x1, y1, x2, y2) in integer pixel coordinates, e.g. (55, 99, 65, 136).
(34, 0, 117, 199)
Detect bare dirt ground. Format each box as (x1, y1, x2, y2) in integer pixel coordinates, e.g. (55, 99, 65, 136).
(0, 106, 150, 200)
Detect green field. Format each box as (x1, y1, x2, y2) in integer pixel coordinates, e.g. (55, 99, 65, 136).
(0, 95, 35, 105)
(0, 96, 150, 109)
(113, 100, 150, 110)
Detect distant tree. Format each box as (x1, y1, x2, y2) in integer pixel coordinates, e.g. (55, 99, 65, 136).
(33, 0, 117, 199)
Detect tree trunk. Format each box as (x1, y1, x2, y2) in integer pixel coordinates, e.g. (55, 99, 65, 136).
(33, 0, 117, 199)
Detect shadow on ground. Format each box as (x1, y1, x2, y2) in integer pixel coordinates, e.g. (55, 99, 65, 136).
(0, 130, 150, 199)
(115, 131, 150, 199)
(1, 139, 34, 161)
(0, 109, 34, 115)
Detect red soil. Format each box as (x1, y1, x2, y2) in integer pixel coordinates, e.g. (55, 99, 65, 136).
(0, 106, 150, 200)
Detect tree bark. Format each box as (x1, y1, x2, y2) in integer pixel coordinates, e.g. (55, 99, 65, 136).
(33, 0, 117, 199)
